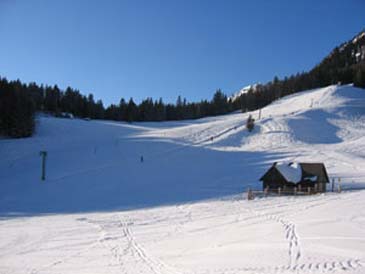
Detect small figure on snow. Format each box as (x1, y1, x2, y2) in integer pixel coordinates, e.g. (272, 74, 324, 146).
(140, 156, 144, 163)
(246, 115, 255, 132)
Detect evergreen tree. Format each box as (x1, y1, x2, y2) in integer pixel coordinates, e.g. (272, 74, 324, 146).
(354, 65, 365, 88)
(0, 80, 35, 138)
(126, 98, 138, 122)
(212, 89, 228, 115)
(118, 98, 127, 121)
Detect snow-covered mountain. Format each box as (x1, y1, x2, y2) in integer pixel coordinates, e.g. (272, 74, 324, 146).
(339, 30, 365, 62)
(228, 83, 258, 102)
(227, 30, 365, 106)
(1, 84, 365, 273)
(324, 30, 365, 68)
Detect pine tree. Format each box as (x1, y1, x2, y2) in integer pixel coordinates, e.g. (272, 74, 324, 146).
(354, 66, 365, 88)
(0, 81, 35, 138)
(118, 98, 127, 121)
(126, 98, 138, 122)
(212, 89, 228, 115)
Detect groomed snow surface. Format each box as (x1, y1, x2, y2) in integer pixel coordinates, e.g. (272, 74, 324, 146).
(1, 84, 365, 273)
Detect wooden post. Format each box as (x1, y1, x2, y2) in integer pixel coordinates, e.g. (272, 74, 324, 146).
(278, 187, 281, 196)
(314, 184, 317, 193)
(298, 185, 301, 192)
(338, 177, 341, 192)
(307, 187, 311, 195)
(331, 178, 335, 192)
(39, 151, 47, 181)
(294, 187, 297, 196)
(247, 188, 254, 200)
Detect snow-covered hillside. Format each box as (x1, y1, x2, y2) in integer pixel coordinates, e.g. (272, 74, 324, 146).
(1, 84, 365, 273)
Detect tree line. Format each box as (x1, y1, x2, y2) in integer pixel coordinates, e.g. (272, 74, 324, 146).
(104, 89, 233, 122)
(0, 77, 233, 137)
(1, 31, 365, 138)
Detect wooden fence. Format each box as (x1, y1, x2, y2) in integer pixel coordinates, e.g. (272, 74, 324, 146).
(246, 183, 342, 200)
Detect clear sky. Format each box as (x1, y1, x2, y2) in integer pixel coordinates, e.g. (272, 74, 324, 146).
(0, 0, 364, 106)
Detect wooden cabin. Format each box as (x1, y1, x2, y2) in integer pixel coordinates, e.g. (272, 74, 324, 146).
(259, 162, 329, 193)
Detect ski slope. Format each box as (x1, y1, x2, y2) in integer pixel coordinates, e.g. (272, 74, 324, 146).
(1, 84, 365, 273)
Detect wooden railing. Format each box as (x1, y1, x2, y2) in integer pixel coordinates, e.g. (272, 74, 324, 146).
(246, 184, 342, 200)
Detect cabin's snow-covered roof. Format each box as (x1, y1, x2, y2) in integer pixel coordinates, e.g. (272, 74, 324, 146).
(276, 162, 302, 183)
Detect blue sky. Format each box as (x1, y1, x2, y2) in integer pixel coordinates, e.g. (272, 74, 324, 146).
(0, 0, 364, 106)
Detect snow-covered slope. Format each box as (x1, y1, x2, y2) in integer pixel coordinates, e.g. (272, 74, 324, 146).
(1, 84, 365, 273)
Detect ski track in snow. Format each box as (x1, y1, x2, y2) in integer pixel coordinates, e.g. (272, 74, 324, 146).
(121, 219, 183, 274)
(1, 193, 365, 274)
(199, 193, 364, 273)
(87, 192, 364, 274)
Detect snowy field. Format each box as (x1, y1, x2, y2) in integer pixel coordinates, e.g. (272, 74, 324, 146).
(1, 84, 365, 273)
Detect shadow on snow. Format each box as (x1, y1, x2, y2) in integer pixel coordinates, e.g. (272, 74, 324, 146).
(0, 135, 286, 218)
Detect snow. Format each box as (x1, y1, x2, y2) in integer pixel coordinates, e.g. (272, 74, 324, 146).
(1, 84, 365, 273)
(276, 162, 302, 183)
(304, 175, 317, 182)
(339, 43, 348, 52)
(228, 84, 258, 102)
(352, 31, 365, 44)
